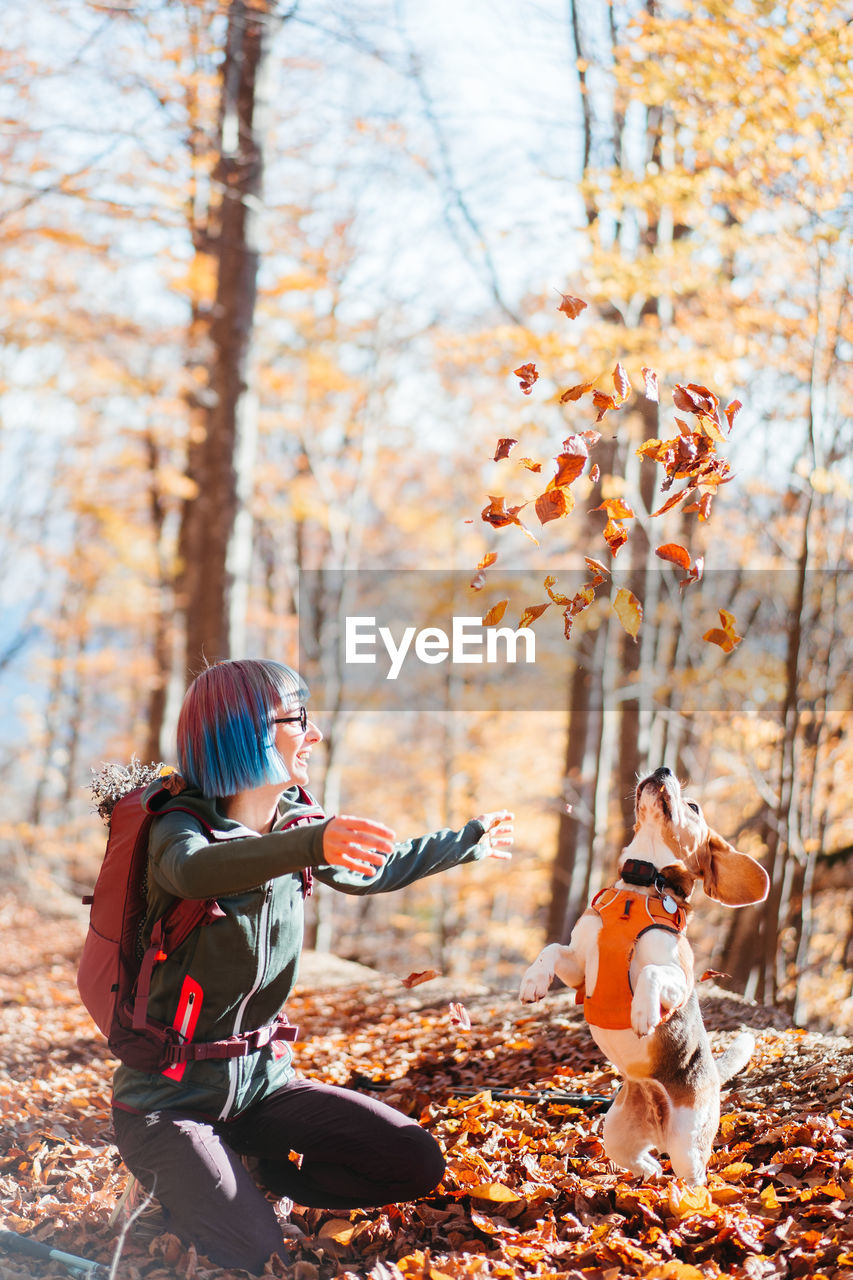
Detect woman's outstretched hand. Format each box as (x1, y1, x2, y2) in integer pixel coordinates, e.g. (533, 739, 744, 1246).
(475, 810, 514, 860)
(323, 815, 396, 876)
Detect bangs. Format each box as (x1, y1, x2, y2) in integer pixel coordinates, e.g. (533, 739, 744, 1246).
(177, 659, 309, 797)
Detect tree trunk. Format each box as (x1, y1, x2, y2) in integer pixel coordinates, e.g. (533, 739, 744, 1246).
(178, 0, 271, 678)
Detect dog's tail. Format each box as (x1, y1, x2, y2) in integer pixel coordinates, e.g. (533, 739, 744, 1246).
(714, 1030, 755, 1084)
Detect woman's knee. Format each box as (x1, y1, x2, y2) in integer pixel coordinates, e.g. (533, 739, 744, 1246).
(394, 1123, 446, 1198)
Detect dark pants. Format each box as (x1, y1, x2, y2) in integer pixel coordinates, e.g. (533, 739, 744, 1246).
(112, 1079, 445, 1273)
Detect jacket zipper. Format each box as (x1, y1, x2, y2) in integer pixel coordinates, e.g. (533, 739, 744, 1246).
(219, 882, 273, 1120)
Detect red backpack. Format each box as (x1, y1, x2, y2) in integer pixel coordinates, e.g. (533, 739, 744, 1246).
(78, 764, 323, 1073)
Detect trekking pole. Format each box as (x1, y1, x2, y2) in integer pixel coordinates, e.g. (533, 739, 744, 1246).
(0, 1226, 108, 1278)
(354, 1077, 613, 1109)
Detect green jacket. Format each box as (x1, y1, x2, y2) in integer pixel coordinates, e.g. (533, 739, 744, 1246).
(112, 780, 488, 1120)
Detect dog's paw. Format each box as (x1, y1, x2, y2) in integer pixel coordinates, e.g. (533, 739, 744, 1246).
(519, 961, 553, 1003)
(630, 993, 662, 1038)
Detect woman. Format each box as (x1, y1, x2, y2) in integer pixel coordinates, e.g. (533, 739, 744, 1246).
(111, 658, 513, 1272)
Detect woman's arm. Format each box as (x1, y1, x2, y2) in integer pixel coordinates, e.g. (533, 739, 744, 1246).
(315, 810, 514, 896)
(150, 811, 397, 899)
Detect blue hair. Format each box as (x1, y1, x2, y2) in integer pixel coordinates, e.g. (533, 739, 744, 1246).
(177, 659, 309, 798)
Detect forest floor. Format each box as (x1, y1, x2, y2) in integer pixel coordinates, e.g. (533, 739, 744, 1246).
(2, 895, 853, 1280)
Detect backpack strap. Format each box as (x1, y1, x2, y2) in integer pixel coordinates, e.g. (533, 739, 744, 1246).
(279, 786, 326, 898)
(132, 897, 225, 1033)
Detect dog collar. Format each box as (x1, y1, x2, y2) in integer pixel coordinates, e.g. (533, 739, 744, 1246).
(620, 858, 685, 906)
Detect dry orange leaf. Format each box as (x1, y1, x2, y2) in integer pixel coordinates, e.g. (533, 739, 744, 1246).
(556, 292, 588, 319)
(482, 599, 509, 627)
(319, 1218, 356, 1244)
(513, 363, 538, 394)
(584, 555, 609, 579)
(493, 437, 517, 461)
(613, 361, 631, 401)
(703, 608, 742, 653)
(595, 497, 635, 520)
(401, 969, 440, 989)
(468, 1182, 523, 1203)
(655, 543, 692, 571)
(724, 398, 742, 430)
(449, 1002, 472, 1030)
(613, 587, 643, 639)
(667, 1181, 715, 1218)
(552, 448, 587, 487)
(560, 379, 595, 403)
(470, 551, 498, 590)
(535, 487, 574, 524)
(642, 366, 659, 402)
(603, 517, 628, 556)
(518, 602, 550, 629)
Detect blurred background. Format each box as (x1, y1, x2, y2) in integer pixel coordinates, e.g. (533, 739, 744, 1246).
(0, 0, 850, 1027)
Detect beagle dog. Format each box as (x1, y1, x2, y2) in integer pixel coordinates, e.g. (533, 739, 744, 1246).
(520, 766, 769, 1185)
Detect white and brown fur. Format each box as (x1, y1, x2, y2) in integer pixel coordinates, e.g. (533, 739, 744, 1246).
(520, 767, 769, 1185)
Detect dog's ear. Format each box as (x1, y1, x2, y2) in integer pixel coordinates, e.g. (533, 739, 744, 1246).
(698, 831, 770, 906)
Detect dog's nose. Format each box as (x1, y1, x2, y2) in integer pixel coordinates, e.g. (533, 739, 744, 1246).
(652, 766, 673, 778)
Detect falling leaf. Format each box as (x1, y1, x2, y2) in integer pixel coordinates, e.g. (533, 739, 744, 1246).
(592, 390, 619, 421)
(613, 361, 631, 401)
(518, 602, 550, 629)
(700, 969, 729, 982)
(697, 414, 727, 443)
(589, 463, 601, 483)
(481, 495, 517, 529)
(682, 492, 714, 521)
(652, 488, 691, 517)
(449, 1002, 471, 1030)
(560, 380, 595, 403)
(594, 497, 635, 520)
(681, 555, 704, 589)
(470, 551, 498, 590)
(535, 487, 574, 524)
(401, 969, 440, 989)
(569, 584, 596, 615)
(482, 599, 509, 626)
(494, 437, 517, 461)
(556, 292, 588, 319)
(655, 543, 692, 571)
(517, 457, 542, 473)
(544, 575, 571, 606)
(578, 429, 602, 449)
(613, 587, 643, 638)
(513, 363, 539, 395)
(673, 383, 719, 416)
(724, 399, 742, 430)
(583, 557, 609, 589)
(703, 608, 742, 653)
(550, 458, 584, 491)
(641, 367, 659, 402)
(603, 518, 628, 556)
(481, 495, 539, 544)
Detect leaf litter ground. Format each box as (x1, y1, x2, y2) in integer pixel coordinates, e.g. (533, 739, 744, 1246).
(2, 896, 853, 1279)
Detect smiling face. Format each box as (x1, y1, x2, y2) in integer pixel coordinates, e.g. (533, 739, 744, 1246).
(272, 701, 323, 786)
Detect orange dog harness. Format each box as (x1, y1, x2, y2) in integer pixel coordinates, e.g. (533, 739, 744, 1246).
(582, 887, 687, 1031)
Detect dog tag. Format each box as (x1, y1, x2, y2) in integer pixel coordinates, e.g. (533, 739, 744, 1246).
(662, 893, 677, 914)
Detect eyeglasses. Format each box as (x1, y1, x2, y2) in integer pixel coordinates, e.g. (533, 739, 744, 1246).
(272, 706, 308, 733)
